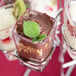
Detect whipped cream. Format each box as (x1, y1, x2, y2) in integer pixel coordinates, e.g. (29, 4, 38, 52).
(0, 8, 16, 30)
(0, 7, 16, 51)
(0, 8, 16, 40)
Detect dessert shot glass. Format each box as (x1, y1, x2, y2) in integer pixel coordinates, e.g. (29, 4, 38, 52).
(0, 0, 28, 61)
(0, 4, 17, 60)
(12, 8, 62, 71)
(62, 0, 76, 60)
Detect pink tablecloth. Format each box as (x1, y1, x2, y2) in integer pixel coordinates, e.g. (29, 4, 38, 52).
(0, 47, 61, 76)
(0, 46, 76, 76)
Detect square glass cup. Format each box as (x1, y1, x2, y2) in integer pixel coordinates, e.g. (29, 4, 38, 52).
(12, 9, 57, 71)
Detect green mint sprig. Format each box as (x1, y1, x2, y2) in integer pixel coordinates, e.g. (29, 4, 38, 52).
(23, 21, 47, 43)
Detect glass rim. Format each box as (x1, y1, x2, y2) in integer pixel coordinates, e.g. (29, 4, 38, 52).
(12, 9, 56, 45)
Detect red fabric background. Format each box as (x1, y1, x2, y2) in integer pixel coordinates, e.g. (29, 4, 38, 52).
(0, 46, 76, 76)
(0, 47, 61, 76)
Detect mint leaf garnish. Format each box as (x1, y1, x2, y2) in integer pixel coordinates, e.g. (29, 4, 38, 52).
(23, 21, 40, 38)
(23, 20, 47, 43)
(32, 34, 47, 43)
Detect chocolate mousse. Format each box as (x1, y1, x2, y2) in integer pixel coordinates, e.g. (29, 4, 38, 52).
(13, 10, 55, 63)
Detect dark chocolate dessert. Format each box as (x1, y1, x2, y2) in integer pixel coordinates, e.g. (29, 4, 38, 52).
(13, 10, 55, 63)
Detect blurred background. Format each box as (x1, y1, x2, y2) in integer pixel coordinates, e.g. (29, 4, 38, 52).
(0, 0, 76, 76)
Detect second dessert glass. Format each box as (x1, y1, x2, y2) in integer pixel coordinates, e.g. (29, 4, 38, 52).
(0, 4, 16, 52)
(62, 0, 76, 60)
(0, 3, 17, 60)
(12, 9, 57, 71)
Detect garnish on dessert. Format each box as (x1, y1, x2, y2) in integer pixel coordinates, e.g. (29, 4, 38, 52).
(13, 0, 26, 19)
(23, 21, 47, 43)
